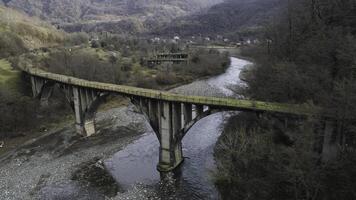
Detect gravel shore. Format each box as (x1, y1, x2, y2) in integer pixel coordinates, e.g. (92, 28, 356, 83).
(0, 81, 225, 200)
(0, 105, 148, 200)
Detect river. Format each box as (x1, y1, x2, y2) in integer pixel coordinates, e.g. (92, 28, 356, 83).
(105, 57, 252, 199)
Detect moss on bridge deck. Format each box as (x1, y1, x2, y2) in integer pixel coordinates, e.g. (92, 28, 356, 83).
(19, 65, 319, 116)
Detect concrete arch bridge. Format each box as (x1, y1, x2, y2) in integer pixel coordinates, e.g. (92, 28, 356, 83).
(20, 65, 321, 172)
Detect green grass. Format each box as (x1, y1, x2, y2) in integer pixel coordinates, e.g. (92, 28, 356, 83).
(0, 59, 21, 90)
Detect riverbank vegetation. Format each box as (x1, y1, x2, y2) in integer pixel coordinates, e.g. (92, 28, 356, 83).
(215, 113, 356, 200)
(215, 0, 356, 199)
(14, 37, 230, 89)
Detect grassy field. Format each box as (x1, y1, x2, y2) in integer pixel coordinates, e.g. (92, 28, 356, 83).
(0, 59, 21, 90)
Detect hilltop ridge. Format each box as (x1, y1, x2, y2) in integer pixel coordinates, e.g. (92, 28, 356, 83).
(155, 0, 284, 37)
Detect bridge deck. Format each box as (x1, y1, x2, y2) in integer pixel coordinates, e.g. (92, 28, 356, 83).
(20, 66, 319, 116)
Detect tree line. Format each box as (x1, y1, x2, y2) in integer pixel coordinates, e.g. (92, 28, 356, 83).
(215, 0, 356, 199)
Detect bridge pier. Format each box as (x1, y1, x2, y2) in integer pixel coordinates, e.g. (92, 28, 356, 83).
(72, 87, 103, 137)
(39, 83, 54, 107)
(131, 98, 210, 172)
(157, 101, 184, 172)
(138, 101, 214, 172)
(73, 87, 85, 136)
(30, 76, 44, 98)
(30, 76, 54, 106)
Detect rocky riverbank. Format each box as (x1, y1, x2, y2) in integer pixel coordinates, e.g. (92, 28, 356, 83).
(0, 105, 148, 200)
(0, 77, 230, 200)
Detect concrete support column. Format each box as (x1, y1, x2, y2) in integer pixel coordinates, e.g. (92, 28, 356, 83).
(73, 87, 86, 136)
(30, 76, 38, 97)
(172, 102, 183, 168)
(158, 101, 172, 171)
(39, 84, 54, 107)
(72, 87, 98, 136)
(84, 113, 96, 137)
(148, 99, 159, 133)
(30, 76, 45, 98)
(157, 101, 184, 172)
(183, 103, 192, 125)
(30, 76, 55, 106)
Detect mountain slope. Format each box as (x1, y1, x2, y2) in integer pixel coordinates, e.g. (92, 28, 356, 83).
(4, 0, 222, 33)
(156, 0, 284, 37)
(0, 5, 64, 57)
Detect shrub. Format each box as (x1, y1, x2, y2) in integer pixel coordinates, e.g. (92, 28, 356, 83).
(135, 74, 158, 89)
(121, 62, 132, 72)
(91, 40, 100, 48)
(66, 32, 89, 46)
(0, 89, 37, 136)
(0, 32, 26, 58)
(155, 72, 178, 85)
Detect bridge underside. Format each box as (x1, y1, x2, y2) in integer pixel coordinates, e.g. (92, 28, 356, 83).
(132, 97, 215, 171)
(31, 76, 105, 137)
(30, 75, 217, 171)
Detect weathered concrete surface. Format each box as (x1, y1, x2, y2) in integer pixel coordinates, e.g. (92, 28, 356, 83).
(21, 65, 319, 116)
(156, 102, 184, 172)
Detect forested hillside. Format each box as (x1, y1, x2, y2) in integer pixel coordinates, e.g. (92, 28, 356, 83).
(4, 0, 222, 33)
(156, 0, 284, 37)
(215, 0, 356, 199)
(3, 0, 286, 36)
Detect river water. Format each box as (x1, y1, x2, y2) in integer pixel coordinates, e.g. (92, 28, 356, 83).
(104, 57, 252, 199)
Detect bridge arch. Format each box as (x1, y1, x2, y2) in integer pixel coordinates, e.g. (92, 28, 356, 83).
(131, 97, 221, 171)
(30, 77, 108, 136)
